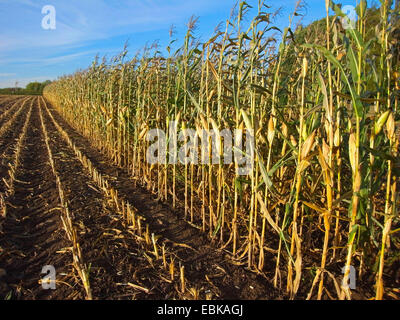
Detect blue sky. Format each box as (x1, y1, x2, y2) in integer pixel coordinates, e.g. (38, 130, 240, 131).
(0, 0, 357, 88)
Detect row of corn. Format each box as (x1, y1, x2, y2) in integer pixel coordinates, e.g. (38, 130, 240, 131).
(44, 1, 400, 299)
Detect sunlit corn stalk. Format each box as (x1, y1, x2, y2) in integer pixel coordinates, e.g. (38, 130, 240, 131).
(376, 112, 397, 299)
(315, 0, 335, 300)
(6, 98, 34, 196)
(287, 57, 311, 298)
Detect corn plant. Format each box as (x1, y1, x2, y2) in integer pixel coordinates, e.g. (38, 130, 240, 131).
(44, 0, 400, 300)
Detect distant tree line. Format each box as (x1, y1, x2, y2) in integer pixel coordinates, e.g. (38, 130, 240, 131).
(0, 80, 52, 95)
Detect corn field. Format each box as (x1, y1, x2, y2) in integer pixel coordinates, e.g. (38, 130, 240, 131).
(43, 0, 400, 299)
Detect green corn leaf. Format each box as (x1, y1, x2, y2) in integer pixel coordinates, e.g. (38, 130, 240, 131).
(303, 44, 363, 118)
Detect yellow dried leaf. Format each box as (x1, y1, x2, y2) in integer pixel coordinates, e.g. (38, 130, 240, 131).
(348, 132, 356, 174)
(374, 110, 390, 136)
(298, 159, 310, 173)
(267, 117, 275, 146)
(301, 130, 316, 160)
(386, 112, 395, 140)
(334, 127, 341, 147)
(302, 57, 308, 78)
(282, 122, 288, 138)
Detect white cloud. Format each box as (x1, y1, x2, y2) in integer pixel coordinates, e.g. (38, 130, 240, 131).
(0, 0, 225, 53)
(0, 73, 16, 77)
(0, 0, 234, 87)
(0, 49, 119, 66)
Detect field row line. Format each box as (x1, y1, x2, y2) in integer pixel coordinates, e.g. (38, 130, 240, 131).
(0, 97, 32, 212)
(41, 98, 141, 229)
(0, 97, 31, 141)
(0, 98, 33, 218)
(38, 100, 92, 300)
(0, 95, 22, 108)
(0, 96, 21, 110)
(4, 98, 34, 199)
(0, 96, 29, 126)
